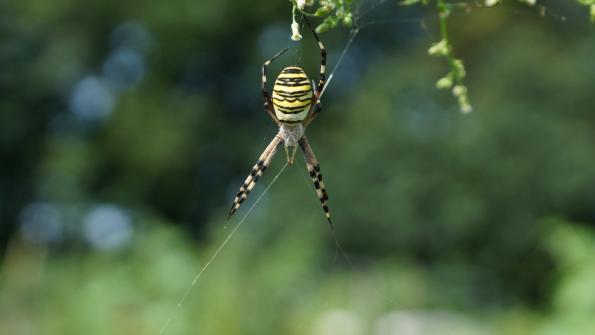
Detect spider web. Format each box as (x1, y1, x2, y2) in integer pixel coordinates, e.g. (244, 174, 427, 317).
(159, 1, 585, 332)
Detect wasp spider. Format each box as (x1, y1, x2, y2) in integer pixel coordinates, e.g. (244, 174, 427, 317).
(228, 17, 332, 227)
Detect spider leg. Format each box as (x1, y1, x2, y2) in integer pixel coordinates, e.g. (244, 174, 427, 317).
(262, 48, 289, 123)
(228, 135, 282, 219)
(304, 101, 322, 128)
(303, 16, 326, 96)
(299, 136, 332, 229)
(303, 16, 327, 126)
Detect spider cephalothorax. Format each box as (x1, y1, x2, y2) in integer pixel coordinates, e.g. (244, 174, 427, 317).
(227, 17, 332, 227)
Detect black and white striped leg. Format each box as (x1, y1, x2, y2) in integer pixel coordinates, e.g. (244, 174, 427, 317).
(228, 136, 282, 219)
(262, 48, 289, 122)
(303, 16, 327, 96)
(299, 136, 332, 229)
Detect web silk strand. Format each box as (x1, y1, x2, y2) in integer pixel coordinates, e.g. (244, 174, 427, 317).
(159, 161, 290, 334)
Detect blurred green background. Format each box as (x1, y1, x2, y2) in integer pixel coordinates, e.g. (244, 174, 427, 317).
(1, 0, 595, 334)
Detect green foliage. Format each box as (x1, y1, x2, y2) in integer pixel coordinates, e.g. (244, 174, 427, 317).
(292, 0, 354, 33)
(540, 220, 595, 335)
(428, 0, 472, 113)
(297, 0, 594, 111)
(400, 0, 429, 5)
(576, 0, 595, 21)
(2, 218, 595, 334)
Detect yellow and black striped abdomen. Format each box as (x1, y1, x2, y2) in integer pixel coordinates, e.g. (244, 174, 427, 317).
(272, 66, 313, 123)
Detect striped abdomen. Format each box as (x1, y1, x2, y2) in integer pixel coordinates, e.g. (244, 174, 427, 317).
(272, 66, 313, 124)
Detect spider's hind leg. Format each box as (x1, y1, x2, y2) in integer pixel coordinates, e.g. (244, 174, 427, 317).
(299, 136, 332, 228)
(228, 136, 282, 219)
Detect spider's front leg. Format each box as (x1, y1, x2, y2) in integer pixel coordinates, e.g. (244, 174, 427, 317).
(261, 48, 288, 123)
(228, 136, 282, 219)
(303, 16, 327, 126)
(304, 101, 322, 127)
